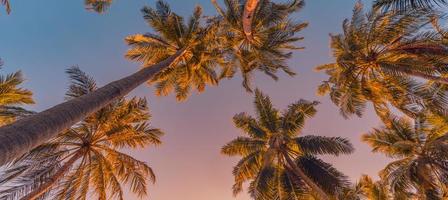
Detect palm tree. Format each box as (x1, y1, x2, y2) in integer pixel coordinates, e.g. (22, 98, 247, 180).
(222, 89, 354, 200)
(0, 60, 34, 126)
(211, 0, 307, 91)
(0, 0, 218, 166)
(84, 0, 113, 13)
(374, 0, 448, 11)
(316, 2, 448, 118)
(362, 110, 448, 199)
(0, 66, 163, 200)
(125, 1, 226, 101)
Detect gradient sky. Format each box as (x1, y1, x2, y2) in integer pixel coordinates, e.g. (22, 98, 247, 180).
(0, 0, 393, 199)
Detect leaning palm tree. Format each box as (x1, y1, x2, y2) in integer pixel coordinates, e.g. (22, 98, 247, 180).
(316, 2, 448, 118)
(211, 0, 307, 91)
(0, 0, 224, 166)
(362, 110, 448, 199)
(374, 0, 448, 11)
(222, 90, 353, 200)
(125, 1, 226, 101)
(0, 60, 34, 126)
(0, 67, 162, 200)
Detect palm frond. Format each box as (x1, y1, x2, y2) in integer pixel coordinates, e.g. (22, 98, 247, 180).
(295, 156, 351, 195)
(294, 136, 354, 156)
(1, 0, 10, 14)
(84, 0, 113, 13)
(374, 0, 448, 11)
(65, 66, 97, 99)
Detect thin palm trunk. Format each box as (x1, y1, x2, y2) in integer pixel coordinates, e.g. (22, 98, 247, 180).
(20, 151, 84, 200)
(0, 49, 186, 166)
(282, 151, 330, 200)
(242, 0, 259, 42)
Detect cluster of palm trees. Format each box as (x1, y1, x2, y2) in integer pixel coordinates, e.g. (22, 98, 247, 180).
(0, 0, 447, 199)
(0, 67, 162, 200)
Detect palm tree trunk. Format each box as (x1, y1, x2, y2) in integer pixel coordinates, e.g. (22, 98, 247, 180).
(0, 49, 186, 166)
(242, 0, 259, 42)
(282, 151, 330, 200)
(20, 151, 84, 200)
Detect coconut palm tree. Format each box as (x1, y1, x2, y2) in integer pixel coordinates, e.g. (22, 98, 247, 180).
(84, 0, 113, 13)
(222, 89, 353, 200)
(374, 0, 448, 11)
(125, 1, 226, 101)
(0, 66, 163, 200)
(362, 110, 448, 199)
(0, 60, 34, 126)
(0, 0, 221, 166)
(316, 2, 448, 118)
(211, 0, 307, 91)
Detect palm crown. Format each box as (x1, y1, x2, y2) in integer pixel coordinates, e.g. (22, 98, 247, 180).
(362, 110, 448, 199)
(316, 2, 448, 118)
(126, 0, 226, 101)
(211, 0, 308, 91)
(0, 67, 163, 200)
(222, 89, 353, 199)
(0, 60, 34, 126)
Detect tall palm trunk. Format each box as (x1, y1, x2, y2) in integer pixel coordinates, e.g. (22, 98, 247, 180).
(0, 49, 186, 166)
(242, 0, 259, 42)
(20, 150, 84, 200)
(282, 151, 330, 200)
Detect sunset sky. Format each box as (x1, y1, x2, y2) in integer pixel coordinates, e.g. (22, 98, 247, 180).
(0, 0, 392, 199)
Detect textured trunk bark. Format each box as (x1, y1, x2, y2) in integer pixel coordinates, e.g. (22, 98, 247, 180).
(20, 151, 83, 200)
(242, 0, 259, 42)
(0, 49, 185, 166)
(282, 152, 330, 200)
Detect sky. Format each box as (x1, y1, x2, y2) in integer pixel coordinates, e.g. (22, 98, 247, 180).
(0, 0, 392, 199)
